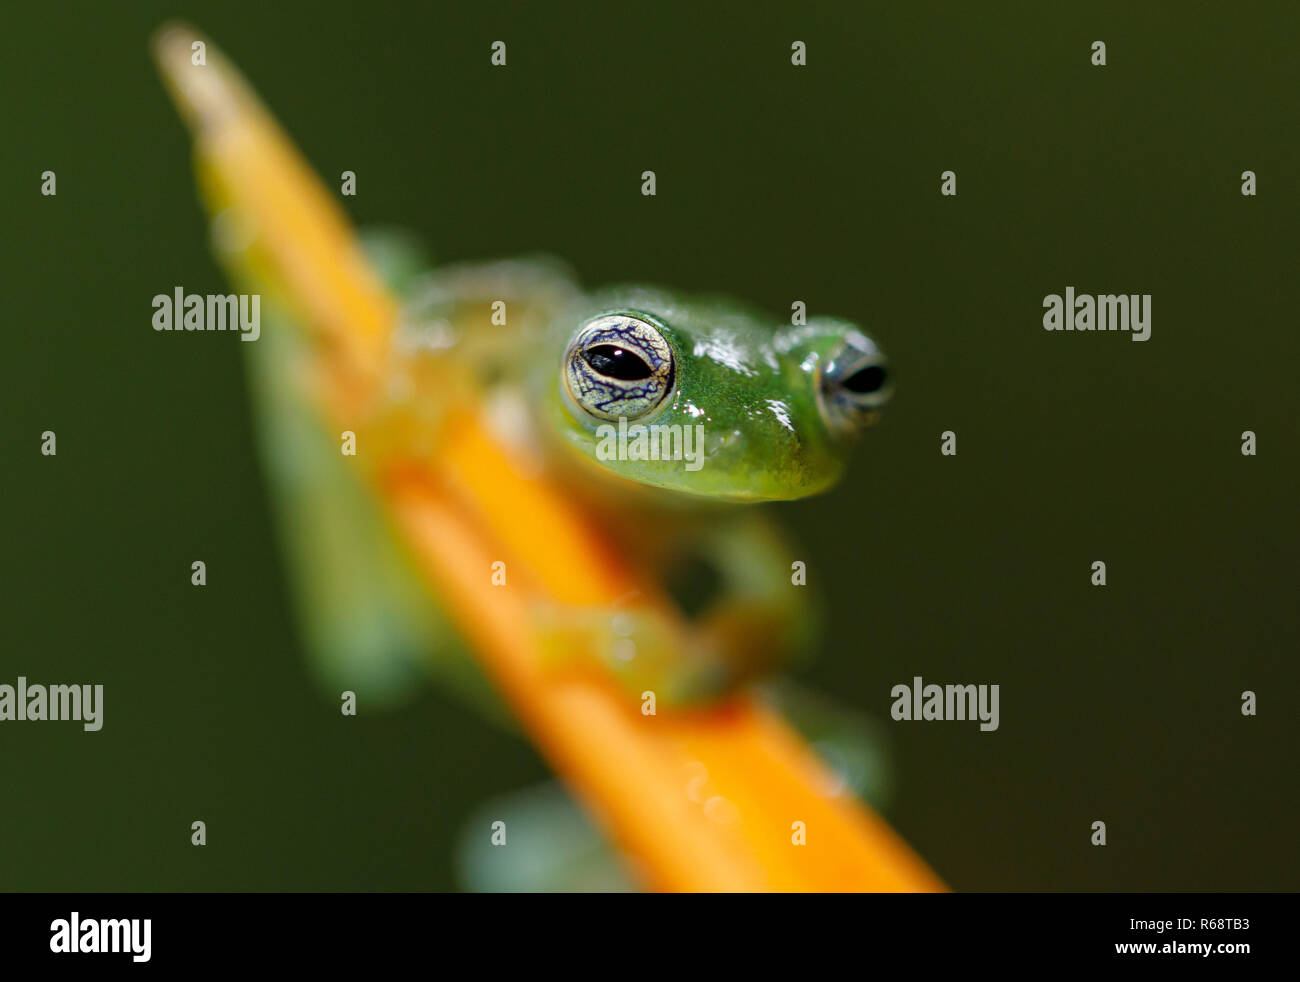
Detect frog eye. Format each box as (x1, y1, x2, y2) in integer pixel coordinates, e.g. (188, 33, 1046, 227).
(819, 331, 893, 432)
(563, 313, 675, 421)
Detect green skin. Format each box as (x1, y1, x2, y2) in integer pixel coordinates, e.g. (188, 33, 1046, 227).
(539, 286, 883, 502)
(155, 33, 893, 884)
(293, 234, 892, 706)
(245, 246, 896, 900)
(379, 239, 891, 704)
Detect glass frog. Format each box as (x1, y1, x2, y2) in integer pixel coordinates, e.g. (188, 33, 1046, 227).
(151, 23, 894, 713)
(148, 20, 953, 897)
(356, 234, 894, 707)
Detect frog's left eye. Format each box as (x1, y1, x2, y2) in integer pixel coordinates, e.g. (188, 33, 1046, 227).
(563, 313, 675, 421)
(819, 330, 893, 432)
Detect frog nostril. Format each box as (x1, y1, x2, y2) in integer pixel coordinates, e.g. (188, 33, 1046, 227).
(843, 365, 887, 394)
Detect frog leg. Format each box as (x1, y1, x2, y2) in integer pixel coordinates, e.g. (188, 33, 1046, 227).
(532, 591, 717, 706)
(249, 302, 523, 717)
(245, 232, 579, 716)
(666, 510, 821, 683)
(456, 779, 635, 892)
(756, 679, 894, 809)
(536, 510, 819, 709)
(239, 229, 516, 717)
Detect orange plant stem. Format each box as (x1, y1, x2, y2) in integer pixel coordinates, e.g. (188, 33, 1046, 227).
(154, 22, 947, 892)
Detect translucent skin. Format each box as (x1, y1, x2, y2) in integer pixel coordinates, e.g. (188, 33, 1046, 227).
(537, 284, 879, 503)
(149, 20, 901, 722)
(374, 244, 888, 702)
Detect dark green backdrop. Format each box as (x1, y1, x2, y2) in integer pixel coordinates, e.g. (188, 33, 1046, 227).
(4, 1, 1297, 891)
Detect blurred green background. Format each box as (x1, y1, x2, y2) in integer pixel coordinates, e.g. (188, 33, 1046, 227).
(4, 0, 1297, 891)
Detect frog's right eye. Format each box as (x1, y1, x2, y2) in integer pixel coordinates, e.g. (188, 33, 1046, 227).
(562, 313, 675, 421)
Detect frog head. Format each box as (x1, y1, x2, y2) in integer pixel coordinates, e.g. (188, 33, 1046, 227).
(539, 286, 893, 501)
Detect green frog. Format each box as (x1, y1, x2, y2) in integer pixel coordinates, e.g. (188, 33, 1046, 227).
(152, 24, 909, 892)
(352, 238, 894, 706)
(150, 22, 894, 712)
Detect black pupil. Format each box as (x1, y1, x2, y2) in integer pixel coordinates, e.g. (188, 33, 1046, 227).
(844, 365, 887, 394)
(583, 345, 653, 381)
